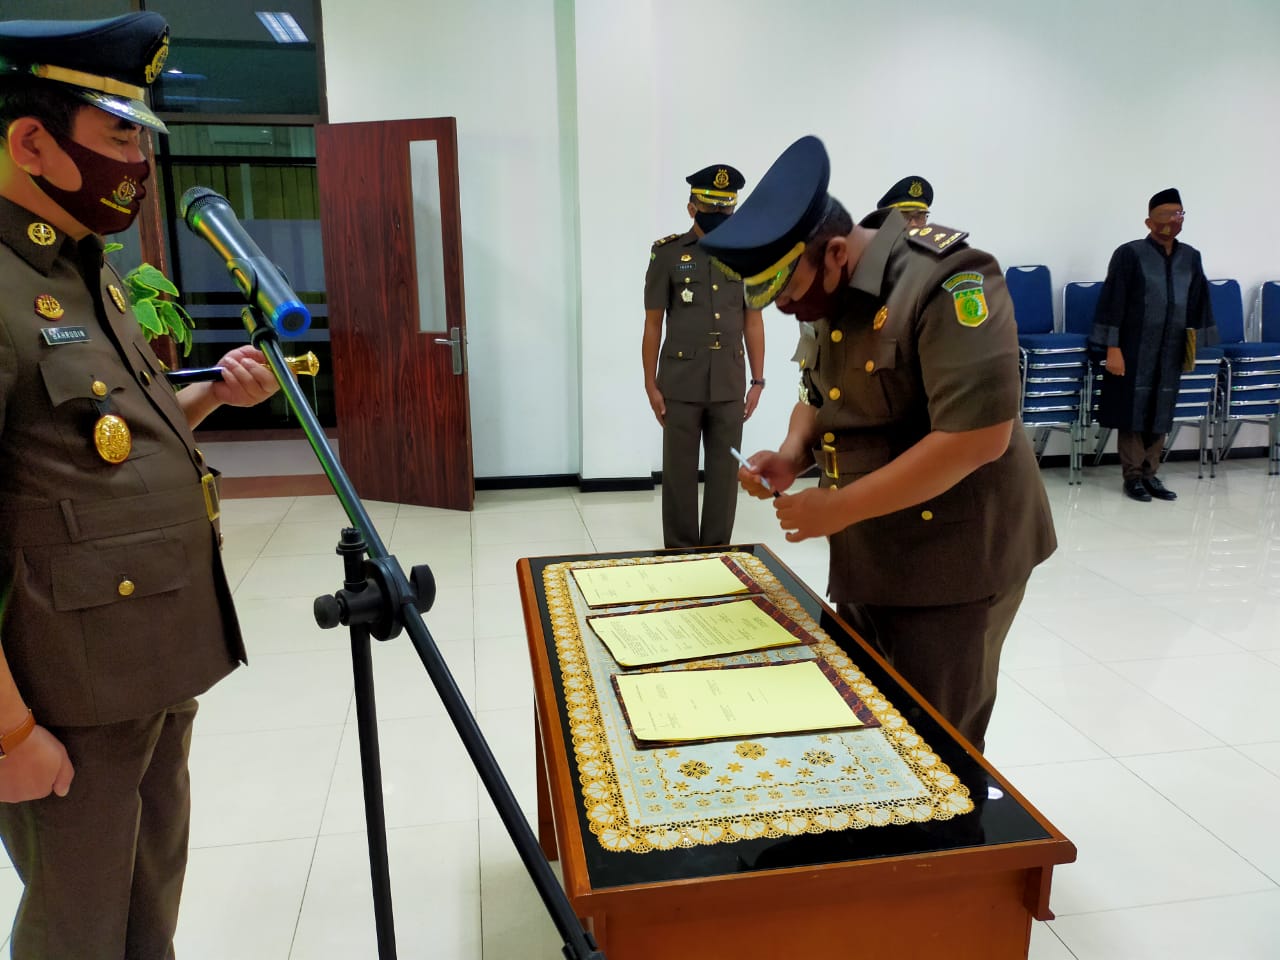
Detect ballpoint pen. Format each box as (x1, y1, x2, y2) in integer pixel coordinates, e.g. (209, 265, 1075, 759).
(728, 446, 780, 498)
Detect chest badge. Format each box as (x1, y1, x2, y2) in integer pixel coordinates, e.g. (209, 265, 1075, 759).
(873, 305, 888, 330)
(680, 288, 694, 304)
(93, 414, 133, 464)
(35, 294, 64, 320)
(27, 222, 57, 246)
(680, 253, 692, 262)
(107, 284, 128, 314)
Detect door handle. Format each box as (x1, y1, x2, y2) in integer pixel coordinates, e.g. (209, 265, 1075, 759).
(432, 326, 464, 375)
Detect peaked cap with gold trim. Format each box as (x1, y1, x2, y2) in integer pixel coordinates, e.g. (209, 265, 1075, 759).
(877, 175, 933, 211)
(697, 136, 831, 308)
(686, 163, 745, 208)
(0, 12, 171, 133)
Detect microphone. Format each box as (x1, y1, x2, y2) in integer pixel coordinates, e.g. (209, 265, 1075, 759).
(179, 186, 311, 338)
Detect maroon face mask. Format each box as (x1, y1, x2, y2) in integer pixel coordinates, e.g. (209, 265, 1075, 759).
(775, 250, 849, 323)
(30, 132, 151, 236)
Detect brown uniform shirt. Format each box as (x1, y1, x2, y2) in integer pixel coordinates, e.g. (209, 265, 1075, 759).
(0, 197, 244, 727)
(644, 230, 747, 403)
(798, 210, 1056, 606)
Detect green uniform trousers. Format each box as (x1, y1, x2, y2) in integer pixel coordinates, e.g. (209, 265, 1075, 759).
(661, 398, 744, 549)
(0, 700, 197, 960)
(837, 581, 1028, 753)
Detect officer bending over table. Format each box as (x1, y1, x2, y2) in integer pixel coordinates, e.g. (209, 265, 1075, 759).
(701, 136, 1056, 752)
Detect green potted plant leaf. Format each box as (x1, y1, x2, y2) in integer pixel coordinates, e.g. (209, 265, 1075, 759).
(104, 242, 197, 356)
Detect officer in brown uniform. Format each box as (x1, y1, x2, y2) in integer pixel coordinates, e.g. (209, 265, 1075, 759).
(877, 175, 933, 230)
(643, 164, 765, 548)
(701, 137, 1055, 751)
(0, 14, 278, 957)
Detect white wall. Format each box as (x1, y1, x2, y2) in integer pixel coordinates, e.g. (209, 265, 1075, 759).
(322, 0, 1280, 480)
(320, 0, 580, 478)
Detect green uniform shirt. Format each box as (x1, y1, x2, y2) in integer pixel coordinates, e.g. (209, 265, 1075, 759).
(0, 197, 243, 726)
(797, 211, 1056, 606)
(644, 230, 747, 403)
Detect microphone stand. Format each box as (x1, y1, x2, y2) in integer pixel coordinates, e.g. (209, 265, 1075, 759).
(238, 307, 604, 960)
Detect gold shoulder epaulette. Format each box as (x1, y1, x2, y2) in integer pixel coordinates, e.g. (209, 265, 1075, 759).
(651, 233, 681, 248)
(905, 224, 968, 256)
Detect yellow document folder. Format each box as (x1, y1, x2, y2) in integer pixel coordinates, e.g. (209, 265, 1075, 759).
(588, 598, 802, 667)
(613, 661, 865, 743)
(571, 557, 752, 607)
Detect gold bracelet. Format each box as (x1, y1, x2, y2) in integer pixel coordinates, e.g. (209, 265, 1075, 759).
(0, 710, 35, 759)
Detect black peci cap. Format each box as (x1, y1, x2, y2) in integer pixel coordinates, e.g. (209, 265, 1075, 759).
(697, 136, 831, 308)
(686, 164, 746, 208)
(0, 12, 171, 132)
(877, 175, 932, 211)
(1148, 187, 1181, 212)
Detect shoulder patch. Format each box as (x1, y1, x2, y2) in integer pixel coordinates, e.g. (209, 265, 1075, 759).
(905, 223, 969, 257)
(651, 233, 681, 249)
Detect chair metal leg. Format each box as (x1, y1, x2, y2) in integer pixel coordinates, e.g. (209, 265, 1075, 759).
(1069, 420, 1082, 485)
(1221, 421, 1243, 461)
(1092, 426, 1111, 465)
(1197, 415, 1208, 480)
(1033, 427, 1050, 459)
(1270, 414, 1280, 476)
(1164, 423, 1182, 461)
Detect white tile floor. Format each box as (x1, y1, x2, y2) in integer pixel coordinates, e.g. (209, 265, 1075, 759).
(4, 458, 1279, 958)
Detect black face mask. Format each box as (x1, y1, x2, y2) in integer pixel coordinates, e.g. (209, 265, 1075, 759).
(695, 210, 731, 234)
(775, 249, 850, 323)
(30, 131, 151, 236)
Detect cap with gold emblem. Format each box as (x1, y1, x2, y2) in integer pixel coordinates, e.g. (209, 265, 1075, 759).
(686, 164, 745, 209)
(697, 136, 832, 309)
(877, 175, 933, 212)
(0, 12, 171, 133)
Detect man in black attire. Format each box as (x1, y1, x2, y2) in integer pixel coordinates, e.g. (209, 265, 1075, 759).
(1091, 188, 1217, 502)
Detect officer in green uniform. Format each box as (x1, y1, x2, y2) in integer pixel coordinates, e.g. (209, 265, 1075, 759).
(701, 137, 1055, 751)
(0, 14, 279, 957)
(877, 175, 932, 230)
(643, 164, 765, 548)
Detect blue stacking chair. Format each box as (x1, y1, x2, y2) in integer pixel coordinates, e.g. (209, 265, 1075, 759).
(1213, 279, 1280, 474)
(1008, 265, 1089, 483)
(1062, 281, 1107, 462)
(1165, 342, 1223, 479)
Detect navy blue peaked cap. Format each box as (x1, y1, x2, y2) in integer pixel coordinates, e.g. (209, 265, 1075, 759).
(0, 12, 171, 132)
(878, 175, 932, 210)
(698, 136, 832, 308)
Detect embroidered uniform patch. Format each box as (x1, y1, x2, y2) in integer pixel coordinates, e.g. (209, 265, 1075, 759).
(952, 289, 989, 327)
(942, 272, 988, 327)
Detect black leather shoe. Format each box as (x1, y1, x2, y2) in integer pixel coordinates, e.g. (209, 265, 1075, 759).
(1142, 476, 1177, 501)
(1123, 478, 1152, 502)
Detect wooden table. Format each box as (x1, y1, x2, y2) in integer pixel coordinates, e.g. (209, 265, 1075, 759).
(518, 545, 1075, 960)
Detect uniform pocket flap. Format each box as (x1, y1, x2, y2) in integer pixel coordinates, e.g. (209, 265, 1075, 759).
(39, 358, 115, 407)
(51, 539, 190, 611)
(662, 345, 700, 360)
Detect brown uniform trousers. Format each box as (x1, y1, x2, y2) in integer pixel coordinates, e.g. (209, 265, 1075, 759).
(0, 198, 243, 957)
(801, 210, 1056, 750)
(645, 230, 748, 548)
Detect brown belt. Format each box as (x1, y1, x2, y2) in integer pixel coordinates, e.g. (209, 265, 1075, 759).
(0, 476, 219, 547)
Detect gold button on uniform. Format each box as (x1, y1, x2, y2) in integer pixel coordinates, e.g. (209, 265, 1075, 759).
(714, 312, 721, 320)
(823, 432, 835, 443)
(91, 380, 108, 397)
(830, 330, 843, 343)
(117, 579, 136, 597)
(139, 369, 151, 386)
(712, 284, 719, 291)
(864, 360, 875, 373)
(828, 387, 841, 401)
(921, 510, 934, 521)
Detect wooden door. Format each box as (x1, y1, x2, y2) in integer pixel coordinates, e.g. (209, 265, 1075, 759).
(316, 118, 473, 510)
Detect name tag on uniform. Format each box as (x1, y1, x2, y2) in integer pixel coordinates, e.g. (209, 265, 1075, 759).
(41, 326, 91, 346)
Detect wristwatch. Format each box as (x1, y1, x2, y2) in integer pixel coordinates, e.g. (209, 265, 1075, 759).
(750, 378, 766, 387)
(0, 710, 35, 759)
